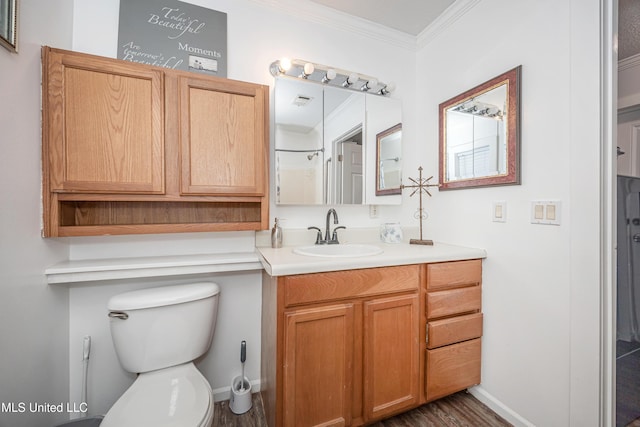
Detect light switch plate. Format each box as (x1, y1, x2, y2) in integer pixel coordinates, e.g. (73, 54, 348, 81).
(492, 201, 507, 222)
(531, 200, 561, 225)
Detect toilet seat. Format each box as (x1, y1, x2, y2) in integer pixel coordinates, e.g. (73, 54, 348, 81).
(101, 362, 214, 427)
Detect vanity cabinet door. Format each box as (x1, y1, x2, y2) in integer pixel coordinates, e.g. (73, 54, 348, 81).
(283, 303, 355, 427)
(178, 75, 267, 196)
(44, 47, 165, 194)
(363, 294, 420, 421)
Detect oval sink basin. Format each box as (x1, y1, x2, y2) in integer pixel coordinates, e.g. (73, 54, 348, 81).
(293, 244, 383, 258)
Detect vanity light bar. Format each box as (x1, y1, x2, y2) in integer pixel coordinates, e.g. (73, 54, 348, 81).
(453, 100, 504, 120)
(269, 58, 395, 97)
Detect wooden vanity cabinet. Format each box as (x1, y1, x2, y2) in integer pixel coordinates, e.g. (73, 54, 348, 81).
(262, 265, 421, 427)
(42, 46, 268, 237)
(261, 259, 483, 426)
(424, 259, 483, 401)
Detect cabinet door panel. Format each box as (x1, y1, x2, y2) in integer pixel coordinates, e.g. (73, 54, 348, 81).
(46, 49, 164, 193)
(179, 76, 267, 195)
(364, 294, 420, 421)
(426, 338, 481, 401)
(284, 304, 354, 427)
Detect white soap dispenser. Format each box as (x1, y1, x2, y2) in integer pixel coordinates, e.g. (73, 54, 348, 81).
(271, 218, 283, 248)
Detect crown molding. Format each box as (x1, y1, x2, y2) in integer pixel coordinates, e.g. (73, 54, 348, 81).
(246, 0, 417, 51)
(416, 0, 482, 50)
(619, 52, 640, 72)
(246, 0, 479, 53)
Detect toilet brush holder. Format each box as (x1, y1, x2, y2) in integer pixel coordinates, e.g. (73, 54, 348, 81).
(229, 376, 252, 414)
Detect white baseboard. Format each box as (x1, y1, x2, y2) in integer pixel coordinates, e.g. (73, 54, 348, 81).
(212, 379, 262, 403)
(468, 386, 535, 427)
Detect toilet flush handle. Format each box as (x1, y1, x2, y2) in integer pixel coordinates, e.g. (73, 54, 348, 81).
(108, 311, 128, 320)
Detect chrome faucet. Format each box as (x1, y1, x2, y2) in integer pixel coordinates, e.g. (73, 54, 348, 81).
(325, 208, 338, 242)
(307, 208, 346, 244)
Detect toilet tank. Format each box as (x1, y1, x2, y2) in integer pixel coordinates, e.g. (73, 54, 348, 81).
(107, 282, 220, 373)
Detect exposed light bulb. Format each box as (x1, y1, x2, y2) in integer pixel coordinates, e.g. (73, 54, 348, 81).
(322, 68, 337, 83)
(300, 62, 315, 78)
(342, 72, 359, 87)
(361, 78, 378, 91)
(279, 57, 292, 72)
(378, 81, 396, 95)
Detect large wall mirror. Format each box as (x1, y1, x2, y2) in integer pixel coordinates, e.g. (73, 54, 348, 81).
(274, 75, 401, 205)
(439, 66, 521, 190)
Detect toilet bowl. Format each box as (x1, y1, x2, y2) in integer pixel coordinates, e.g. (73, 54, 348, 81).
(101, 282, 220, 427)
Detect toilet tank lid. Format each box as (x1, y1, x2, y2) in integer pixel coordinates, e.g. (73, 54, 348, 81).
(108, 282, 220, 311)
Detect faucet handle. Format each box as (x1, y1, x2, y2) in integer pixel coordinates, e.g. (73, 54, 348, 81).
(331, 226, 347, 244)
(307, 226, 323, 244)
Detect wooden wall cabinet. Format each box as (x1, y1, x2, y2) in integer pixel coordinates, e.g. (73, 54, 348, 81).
(262, 265, 421, 427)
(42, 46, 269, 237)
(424, 260, 483, 401)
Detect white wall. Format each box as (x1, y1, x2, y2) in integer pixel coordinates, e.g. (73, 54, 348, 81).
(417, 0, 602, 426)
(0, 1, 75, 426)
(68, 0, 417, 417)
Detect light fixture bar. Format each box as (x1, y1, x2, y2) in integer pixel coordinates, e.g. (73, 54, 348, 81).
(269, 58, 394, 97)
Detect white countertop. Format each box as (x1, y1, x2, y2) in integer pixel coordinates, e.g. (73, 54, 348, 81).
(45, 228, 486, 284)
(257, 241, 487, 276)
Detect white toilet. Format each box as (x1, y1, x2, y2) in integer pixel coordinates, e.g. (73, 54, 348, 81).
(101, 282, 221, 427)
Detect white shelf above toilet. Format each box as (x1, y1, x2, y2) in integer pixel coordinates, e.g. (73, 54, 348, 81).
(45, 252, 262, 285)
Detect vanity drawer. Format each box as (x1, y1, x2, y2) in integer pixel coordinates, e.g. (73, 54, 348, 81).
(427, 313, 483, 349)
(426, 286, 481, 319)
(426, 338, 481, 401)
(427, 259, 481, 290)
(283, 265, 420, 307)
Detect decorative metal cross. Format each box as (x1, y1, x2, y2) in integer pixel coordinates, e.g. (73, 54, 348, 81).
(400, 166, 439, 245)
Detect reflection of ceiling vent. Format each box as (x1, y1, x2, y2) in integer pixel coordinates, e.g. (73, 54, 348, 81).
(292, 94, 313, 107)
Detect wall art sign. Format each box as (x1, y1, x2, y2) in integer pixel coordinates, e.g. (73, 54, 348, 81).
(0, 0, 18, 52)
(118, 0, 227, 76)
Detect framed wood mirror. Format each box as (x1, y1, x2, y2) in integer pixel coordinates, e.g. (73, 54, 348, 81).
(439, 66, 521, 190)
(375, 123, 402, 195)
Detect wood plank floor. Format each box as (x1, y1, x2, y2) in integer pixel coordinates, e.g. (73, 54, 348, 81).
(212, 390, 512, 426)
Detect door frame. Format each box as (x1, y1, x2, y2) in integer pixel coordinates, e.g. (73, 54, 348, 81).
(601, 0, 617, 425)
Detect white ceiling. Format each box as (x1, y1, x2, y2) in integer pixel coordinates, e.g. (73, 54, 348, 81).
(308, 0, 457, 36)
(305, 1, 639, 60)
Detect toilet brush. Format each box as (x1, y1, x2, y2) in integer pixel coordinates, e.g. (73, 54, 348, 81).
(239, 340, 247, 392)
(81, 336, 91, 417)
(229, 340, 252, 414)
